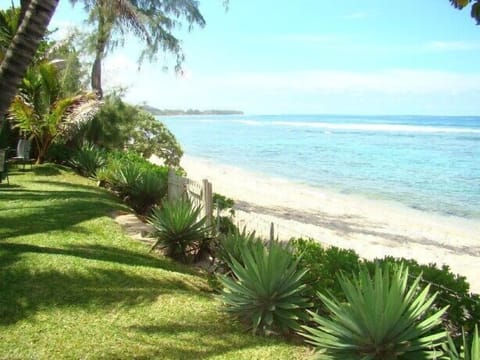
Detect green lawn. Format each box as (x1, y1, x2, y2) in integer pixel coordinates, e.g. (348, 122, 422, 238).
(0, 165, 309, 359)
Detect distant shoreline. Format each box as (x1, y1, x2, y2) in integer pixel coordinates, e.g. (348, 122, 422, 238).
(140, 105, 243, 116)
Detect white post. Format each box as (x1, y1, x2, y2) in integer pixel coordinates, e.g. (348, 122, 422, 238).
(202, 179, 213, 229)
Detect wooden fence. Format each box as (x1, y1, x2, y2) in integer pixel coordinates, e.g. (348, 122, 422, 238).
(167, 169, 280, 240)
(167, 168, 213, 228)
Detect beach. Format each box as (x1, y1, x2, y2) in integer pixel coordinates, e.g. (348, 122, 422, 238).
(177, 154, 480, 293)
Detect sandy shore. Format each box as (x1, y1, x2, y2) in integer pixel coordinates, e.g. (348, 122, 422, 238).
(157, 154, 480, 293)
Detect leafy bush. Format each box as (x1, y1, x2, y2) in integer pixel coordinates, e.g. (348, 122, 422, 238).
(130, 171, 168, 214)
(290, 238, 361, 314)
(97, 150, 168, 214)
(302, 263, 448, 359)
(46, 141, 74, 164)
(77, 94, 183, 167)
(215, 226, 263, 274)
(368, 256, 480, 338)
(444, 325, 480, 360)
(69, 142, 106, 177)
(213, 193, 236, 235)
(219, 240, 310, 335)
(148, 198, 211, 263)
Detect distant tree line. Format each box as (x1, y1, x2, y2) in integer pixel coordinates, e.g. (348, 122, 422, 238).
(141, 105, 243, 116)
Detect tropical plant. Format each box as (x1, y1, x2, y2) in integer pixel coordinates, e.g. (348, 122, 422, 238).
(450, 0, 480, 24)
(301, 264, 448, 360)
(69, 142, 106, 177)
(46, 141, 74, 164)
(369, 256, 480, 339)
(291, 238, 361, 314)
(46, 31, 89, 97)
(129, 170, 168, 215)
(105, 161, 143, 195)
(213, 192, 236, 235)
(214, 226, 262, 273)
(0, 6, 20, 60)
(8, 61, 100, 163)
(69, 0, 206, 97)
(0, 0, 60, 121)
(96, 150, 169, 213)
(219, 240, 310, 335)
(443, 325, 480, 360)
(148, 198, 211, 263)
(78, 94, 183, 167)
(125, 108, 183, 166)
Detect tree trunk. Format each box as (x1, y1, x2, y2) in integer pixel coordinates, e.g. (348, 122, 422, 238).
(91, 10, 108, 99)
(35, 136, 51, 165)
(0, 0, 59, 123)
(18, 0, 31, 28)
(91, 51, 104, 99)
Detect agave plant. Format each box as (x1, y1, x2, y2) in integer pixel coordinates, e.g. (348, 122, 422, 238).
(69, 142, 106, 177)
(148, 198, 211, 263)
(215, 226, 262, 274)
(301, 264, 448, 359)
(443, 325, 479, 360)
(219, 240, 310, 335)
(129, 171, 168, 214)
(108, 162, 143, 196)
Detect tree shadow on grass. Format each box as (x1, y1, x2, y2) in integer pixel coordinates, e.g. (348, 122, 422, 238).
(0, 180, 127, 240)
(0, 242, 199, 275)
(123, 315, 300, 359)
(0, 261, 211, 325)
(32, 165, 62, 176)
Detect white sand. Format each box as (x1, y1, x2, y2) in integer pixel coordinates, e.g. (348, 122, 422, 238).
(158, 154, 480, 293)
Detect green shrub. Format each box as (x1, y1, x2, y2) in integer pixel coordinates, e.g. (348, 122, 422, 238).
(219, 240, 310, 335)
(45, 141, 74, 164)
(97, 150, 168, 214)
(213, 193, 236, 235)
(69, 142, 106, 177)
(215, 226, 263, 274)
(290, 238, 361, 314)
(130, 171, 168, 214)
(148, 198, 211, 263)
(368, 256, 480, 339)
(302, 263, 448, 359)
(443, 325, 480, 360)
(78, 94, 183, 167)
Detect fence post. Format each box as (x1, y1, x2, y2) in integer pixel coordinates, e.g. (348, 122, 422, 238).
(215, 200, 220, 234)
(270, 222, 275, 243)
(168, 168, 175, 201)
(202, 179, 213, 229)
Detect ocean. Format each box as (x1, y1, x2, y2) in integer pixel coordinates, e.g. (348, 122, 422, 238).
(159, 115, 480, 220)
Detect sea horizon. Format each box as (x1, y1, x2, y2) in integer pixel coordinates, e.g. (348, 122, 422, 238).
(159, 114, 480, 221)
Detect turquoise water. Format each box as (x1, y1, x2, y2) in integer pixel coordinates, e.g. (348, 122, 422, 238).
(160, 115, 480, 219)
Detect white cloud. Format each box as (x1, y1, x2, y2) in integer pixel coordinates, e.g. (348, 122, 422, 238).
(120, 67, 480, 115)
(424, 40, 480, 52)
(213, 69, 480, 95)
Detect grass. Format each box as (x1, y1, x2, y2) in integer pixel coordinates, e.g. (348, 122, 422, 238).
(0, 165, 309, 359)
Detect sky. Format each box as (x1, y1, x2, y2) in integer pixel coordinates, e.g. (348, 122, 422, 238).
(13, 1, 480, 114)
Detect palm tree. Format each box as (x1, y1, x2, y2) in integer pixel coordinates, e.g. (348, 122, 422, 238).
(9, 62, 101, 164)
(450, 0, 480, 23)
(69, 0, 206, 98)
(0, 0, 59, 122)
(0, 6, 20, 60)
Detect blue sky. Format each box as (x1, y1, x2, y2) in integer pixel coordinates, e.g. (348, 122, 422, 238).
(15, 1, 480, 114)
